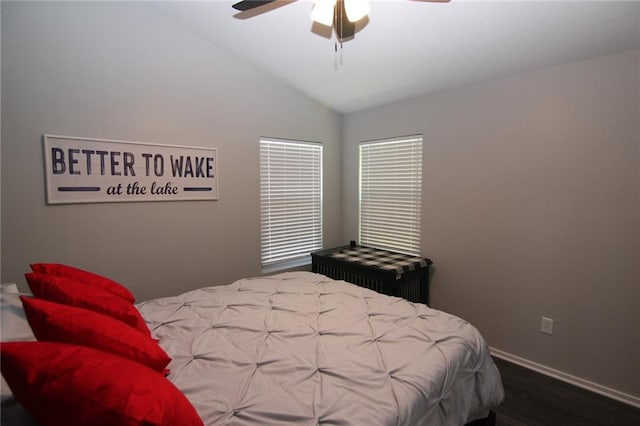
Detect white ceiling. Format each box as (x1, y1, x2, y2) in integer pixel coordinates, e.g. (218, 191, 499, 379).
(153, 0, 640, 114)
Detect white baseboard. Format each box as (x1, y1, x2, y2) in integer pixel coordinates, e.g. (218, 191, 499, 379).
(490, 347, 640, 409)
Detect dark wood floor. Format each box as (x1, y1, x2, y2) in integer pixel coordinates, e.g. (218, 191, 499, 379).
(492, 357, 640, 426)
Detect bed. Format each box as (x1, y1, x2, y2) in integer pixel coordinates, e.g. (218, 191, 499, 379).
(1, 267, 504, 426)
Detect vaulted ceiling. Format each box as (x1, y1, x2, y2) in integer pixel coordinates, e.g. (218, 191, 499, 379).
(153, 1, 640, 113)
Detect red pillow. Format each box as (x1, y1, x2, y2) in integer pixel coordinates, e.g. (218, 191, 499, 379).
(30, 263, 135, 303)
(21, 296, 170, 373)
(0, 341, 203, 426)
(25, 273, 150, 336)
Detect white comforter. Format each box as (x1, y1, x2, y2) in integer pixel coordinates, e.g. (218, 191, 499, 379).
(138, 272, 504, 426)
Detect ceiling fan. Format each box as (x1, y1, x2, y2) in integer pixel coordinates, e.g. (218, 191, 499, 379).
(232, 0, 449, 43)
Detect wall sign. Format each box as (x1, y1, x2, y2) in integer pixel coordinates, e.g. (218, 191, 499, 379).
(43, 135, 219, 204)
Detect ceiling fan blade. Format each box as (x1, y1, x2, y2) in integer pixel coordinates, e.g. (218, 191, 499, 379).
(232, 0, 277, 12)
(334, 0, 355, 41)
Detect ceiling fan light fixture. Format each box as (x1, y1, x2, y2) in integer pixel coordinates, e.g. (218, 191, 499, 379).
(344, 0, 370, 22)
(311, 0, 337, 27)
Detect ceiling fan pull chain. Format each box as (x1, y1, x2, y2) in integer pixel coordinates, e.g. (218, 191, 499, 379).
(334, 40, 345, 69)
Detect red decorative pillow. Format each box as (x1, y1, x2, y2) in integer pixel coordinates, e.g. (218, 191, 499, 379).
(30, 263, 135, 303)
(25, 273, 150, 336)
(21, 296, 170, 373)
(0, 341, 203, 426)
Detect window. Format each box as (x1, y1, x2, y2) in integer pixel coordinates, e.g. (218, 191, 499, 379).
(359, 135, 423, 256)
(260, 138, 323, 269)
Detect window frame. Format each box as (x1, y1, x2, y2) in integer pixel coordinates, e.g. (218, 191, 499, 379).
(358, 134, 423, 256)
(259, 137, 323, 271)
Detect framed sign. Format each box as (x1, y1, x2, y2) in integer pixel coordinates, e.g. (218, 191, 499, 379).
(43, 135, 219, 204)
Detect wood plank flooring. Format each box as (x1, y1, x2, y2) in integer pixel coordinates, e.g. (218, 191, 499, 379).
(492, 357, 640, 426)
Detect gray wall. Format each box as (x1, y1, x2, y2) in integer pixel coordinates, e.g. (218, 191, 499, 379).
(2, 0, 638, 405)
(1, 1, 343, 300)
(342, 49, 640, 399)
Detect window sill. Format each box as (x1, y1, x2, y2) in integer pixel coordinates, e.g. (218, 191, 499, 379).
(261, 256, 312, 274)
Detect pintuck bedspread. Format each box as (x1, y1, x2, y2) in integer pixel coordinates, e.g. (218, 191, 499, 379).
(138, 271, 504, 426)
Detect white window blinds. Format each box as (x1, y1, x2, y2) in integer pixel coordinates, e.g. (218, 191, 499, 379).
(260, 138, 323, 267)
(359, 135, 423, 256)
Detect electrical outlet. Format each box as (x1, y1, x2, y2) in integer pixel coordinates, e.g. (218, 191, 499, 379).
(541, 317, 554, 335)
